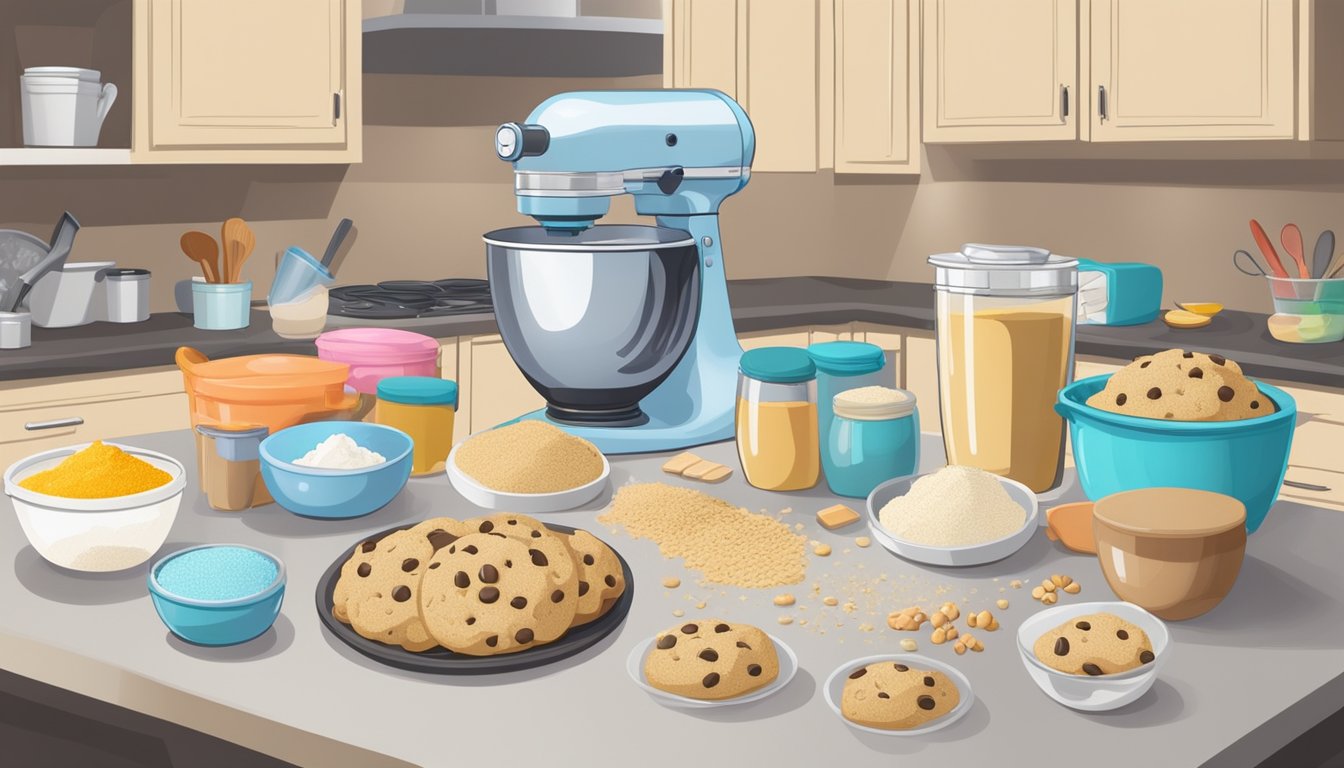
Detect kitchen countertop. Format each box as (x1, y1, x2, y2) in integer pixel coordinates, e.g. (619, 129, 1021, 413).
(2, 431, 1342, 768)
(2, 277, 1341, 386)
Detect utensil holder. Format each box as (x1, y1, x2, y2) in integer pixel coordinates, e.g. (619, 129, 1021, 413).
(1265, 276, 1344, 344)
(193, 281, 252, 331)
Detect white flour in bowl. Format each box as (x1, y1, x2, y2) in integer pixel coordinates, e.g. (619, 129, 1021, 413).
(293, 433, 385, 470)
(878, 465, 1026, 547)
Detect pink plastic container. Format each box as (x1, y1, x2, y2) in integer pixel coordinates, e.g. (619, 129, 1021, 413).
(315, 328, 441, 395)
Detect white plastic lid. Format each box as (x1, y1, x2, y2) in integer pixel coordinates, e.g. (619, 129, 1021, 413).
(23, 67, 101, 81)
(833, 386, 916, 421)
(929, 243, 1078, 297)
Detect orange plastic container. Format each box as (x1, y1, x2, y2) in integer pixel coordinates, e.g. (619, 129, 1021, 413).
(176, 347, 359, 434)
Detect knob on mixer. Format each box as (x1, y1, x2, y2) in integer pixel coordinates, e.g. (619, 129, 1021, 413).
(495, 122, 550, 161)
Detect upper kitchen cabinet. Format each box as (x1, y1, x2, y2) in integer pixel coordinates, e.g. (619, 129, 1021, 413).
(133, 0, 361, 163)
(834, 0, 920, 172)
(1089, 0, 1294, 141)
(923, 0, 1078, 142)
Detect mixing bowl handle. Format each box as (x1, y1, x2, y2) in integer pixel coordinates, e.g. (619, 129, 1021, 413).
(176, 346, 208, 373)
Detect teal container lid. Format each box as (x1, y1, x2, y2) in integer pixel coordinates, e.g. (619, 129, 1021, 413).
(807, 340, 884, 375)
(739, 347, 816, 383)
(377, 376, 458, 406)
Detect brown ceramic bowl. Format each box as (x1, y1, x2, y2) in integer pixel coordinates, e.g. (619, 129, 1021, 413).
(1092, 487, 1246, 621)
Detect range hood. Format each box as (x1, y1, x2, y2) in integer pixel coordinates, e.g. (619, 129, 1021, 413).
(363, 2, 663, 77)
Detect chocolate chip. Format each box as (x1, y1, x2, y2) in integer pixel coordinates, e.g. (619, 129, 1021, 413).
(1076, 621, 1091, 631)
(715, 623, 731, 633)
(504, 560, 512, 568)
(699, 649, 719, 662)
(551, 589, 564, 603)
(681, 623, 699, 634)
(1116, 629, 1129, 640)
(511, 596, 527, 609)
(578, 581, 590, 596)
(849, 668, 867, 679)
(479, 587, 500, 604)
(454, 571, 470, 589)
(479, 564, 499, 583)
(357, 563, 371, 577)
(1210, 353, 1226, 365)
(478, 520, 494, 533)
(427, 530, 457, 551)
(1116, 393, 1128, 406)
(392, 585, 411, 602)
(429, 562, 440, 569)
(448, 545, 456, 555)
(1082, 663, 1104, 676)
(1251, 400, 1260, 409)
(1183, 351, 1194, 358)
(1140, 650, 1155, 664)
(1147, 387, 1162, 400)
(877, 692, 890, 699)
(894, 664, 908, 672)
(486, 635, 498, 647)
(748, 664, 762, 676)
(657, 635, 677, 650)
(401, 558, 419, 572)
(466, 617, 475, 625)
(360, 541, 376, 553)
(1054, 637, 1070, 656)
(515, 628, 534, 644)
(1140, 361, 1151, 368)
(583, 554, 595, 566)
(1189, 367, 1204, 379)
(604, 574, 617, 588)
(736, 641, 752, 650)
(1218, 386, 1235, 402)
(703, 673, 720, 688)
(506, 519, 518, 525)
(530, 530, 542, 538)
(529, 549, 548, 567)
(463, 545, 478, 555)
(923, 676, 935, 687)
(917, 695, 936, 710)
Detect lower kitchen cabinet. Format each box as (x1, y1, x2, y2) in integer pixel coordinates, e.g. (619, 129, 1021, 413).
(460, 335, 545, 436)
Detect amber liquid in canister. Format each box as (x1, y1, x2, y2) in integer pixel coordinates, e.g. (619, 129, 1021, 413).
(376, 399, 455, 476)
(735, 399, 820, 491)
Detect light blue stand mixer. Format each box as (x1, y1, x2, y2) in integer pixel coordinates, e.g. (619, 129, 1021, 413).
(483, 90, 755, 453)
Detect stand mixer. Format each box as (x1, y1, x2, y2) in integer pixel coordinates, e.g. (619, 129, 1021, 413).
(484, 89, 754, 454)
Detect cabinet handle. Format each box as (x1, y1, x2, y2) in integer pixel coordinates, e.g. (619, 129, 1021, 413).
(1061, 85, 1069, 118)
(1098, 85, 1108, 122)
(333, 91, 342, 123)
(25, 417, 83, 431)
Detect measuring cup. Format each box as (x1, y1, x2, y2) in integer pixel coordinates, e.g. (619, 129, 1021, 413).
(269, 246, 334, 306)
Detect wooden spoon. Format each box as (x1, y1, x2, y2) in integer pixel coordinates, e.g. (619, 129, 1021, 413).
(180, 231, 220, 283)
(222, 218, 256, 283)
(1280, 223, 1311, 279)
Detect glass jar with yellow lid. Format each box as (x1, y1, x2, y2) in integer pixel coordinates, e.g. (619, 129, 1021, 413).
(375, 377, 458, 476)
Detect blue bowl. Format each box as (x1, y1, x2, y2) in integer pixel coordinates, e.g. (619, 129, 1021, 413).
(259, 421, 413, 519)
(1056, 375, 1296, 533)
(148, 544, 285, 646)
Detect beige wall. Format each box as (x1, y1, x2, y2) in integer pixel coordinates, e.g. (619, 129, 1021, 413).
(0, 71, 1339, 315)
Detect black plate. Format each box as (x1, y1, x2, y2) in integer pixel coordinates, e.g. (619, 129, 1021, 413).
(316, 522, 634, 674)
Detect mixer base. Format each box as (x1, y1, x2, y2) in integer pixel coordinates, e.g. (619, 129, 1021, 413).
(506, 406, 734, 455)
(544, 404, 648, 428)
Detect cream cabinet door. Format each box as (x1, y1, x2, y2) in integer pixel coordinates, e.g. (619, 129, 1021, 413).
(1089, 0, 1294, 141)
(834, 0, 920, 172)
(923, 0, 1078, 142)
(665, 0, 739, 96)
(464, 335, 546, 435)
(145, 0, 353, 148)
(739, 0, 819, 171)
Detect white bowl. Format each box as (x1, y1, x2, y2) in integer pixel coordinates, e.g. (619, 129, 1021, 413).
(823, 653, 975, 736)
(1016, 600, 1170, 712)
(626, 633, 797, 709)
(446, 442, 609, 514)
(4, 443, 185, 572)
(865, 472, 1040, 567)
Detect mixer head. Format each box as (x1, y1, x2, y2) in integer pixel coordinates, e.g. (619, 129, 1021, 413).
(494, 90, 755, 233)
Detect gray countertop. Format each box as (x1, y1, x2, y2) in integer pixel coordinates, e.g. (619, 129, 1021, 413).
(1, 432, 1341, 768)
(2, 278, 1340, 386)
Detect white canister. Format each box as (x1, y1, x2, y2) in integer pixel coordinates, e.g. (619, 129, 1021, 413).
(26, 262, 115, 328)
(0, 311, 32, 349)
(104, 268, 151, 323)
(20, 67, 117, 147)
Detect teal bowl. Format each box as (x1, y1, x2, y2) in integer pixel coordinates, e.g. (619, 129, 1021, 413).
(148, 544, 285, 646)
(259, 421, 413, 519)
(1056, 375, 1295, 533)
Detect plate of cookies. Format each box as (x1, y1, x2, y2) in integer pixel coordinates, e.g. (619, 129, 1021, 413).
(317, 512, 633, 674)
(824, 654, 974, 736)
(626, 619, 797, 709)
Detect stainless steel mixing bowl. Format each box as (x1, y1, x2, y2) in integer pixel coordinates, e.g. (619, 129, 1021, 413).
(484, 225, 701, 426)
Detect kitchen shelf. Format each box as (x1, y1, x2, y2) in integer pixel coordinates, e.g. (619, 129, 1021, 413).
(0, 148, 132, 166)
(362, 14, 662, 77)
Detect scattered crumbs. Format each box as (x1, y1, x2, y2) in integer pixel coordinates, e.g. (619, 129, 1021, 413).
(823, 596, 839, 606)
(993, 577, 1000, 582)
(900, 638, 918, 652)
(795, 523, 805, 532)
(739, 595, 748, 602)
(842, 549, 852, 555)
(778, 615, 794, 625)
(1010, 579, 1023, 589)
(855, 536, 871, 548)
(799, 619, 808, 626)
(842, 601, 857, 614)
(773, 594, 796, 607)
(661, 577, 681, 589)
(859, 623, 875, 633)
(672, 609, 685, 617)
(813, 543, 832, 557)
(695, 601, 706, 609)
(997, 599, 1009, 609)
(780, 507, 793, 515)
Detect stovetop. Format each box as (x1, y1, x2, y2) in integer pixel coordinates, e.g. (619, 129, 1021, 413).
(328, 279, 491, 319)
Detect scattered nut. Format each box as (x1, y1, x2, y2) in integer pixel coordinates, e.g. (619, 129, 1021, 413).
(900, 638, 918, 652)
(887, 606, 928, 631)
(931, 626, 950, 645)
(855, 536, 871, 548)
(672, 609, 685, 617)
(939, 602, 960, 621)
(1042, 592, 1058, 605)
(1010, 579, 1023, 589)
(777, 615, 794, 625)
(945, 626, 958, 641)
(823, 596, 839, 606)
(773, 594, 796, 607)
(961, 633, 983, 652)
(1031, 586, 1045, 600)
(661, 577, 681, 589)
(813, 543, 833, 557)
(1063, 582, 1081, 594)
(953, 641, 967, 655)
(930, 611, 949, 628)
(996, 599, 1009, 610)
(1041, 579, 1057, 593)
(695, 601, 706, 609)
(1051, 574, 1073, 588)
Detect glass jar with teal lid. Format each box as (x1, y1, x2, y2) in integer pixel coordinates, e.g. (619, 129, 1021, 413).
(375, 376, 458, 476)
(824, 385, 919, 498)
(736, 347, 819, 491)
(807, 340, 890, 449)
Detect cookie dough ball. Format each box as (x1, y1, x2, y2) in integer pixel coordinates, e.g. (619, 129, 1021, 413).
(644, 619, 778, 700)
(840, 661, 960, 730)
(1032, 613, 1156, 675)
(1086, 349, 1272, 421)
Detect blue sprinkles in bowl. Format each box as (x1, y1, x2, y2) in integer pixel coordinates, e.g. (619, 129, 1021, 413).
(149, 544, 286, 646)
(155, 546, 279, 601)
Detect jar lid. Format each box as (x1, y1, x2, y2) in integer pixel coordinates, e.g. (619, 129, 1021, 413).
(195, 423, 269, 440)
(105, 268, 150, 280)
(739, 347, 816, 383)
(833, 386, 916, 420)
(378, 376, 459, 406)
(316, 327, 440, 364)
(1093, 487, 1245, 538)
(807, 341, 884, 375)
(928, 243, 1078, 296)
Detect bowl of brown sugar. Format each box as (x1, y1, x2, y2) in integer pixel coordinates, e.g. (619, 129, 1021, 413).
(447, 420, 609, 513)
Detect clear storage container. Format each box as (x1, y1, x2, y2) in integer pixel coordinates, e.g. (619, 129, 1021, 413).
(807, 341, 888, 451)
(735, 347, 819, 491)
(195, 424, 271, 511)
(823, 386, 919, 498)
(375, 376, 458, 476)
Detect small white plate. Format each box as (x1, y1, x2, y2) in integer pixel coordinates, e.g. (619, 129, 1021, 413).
(626, 633, 798, 709)
(446, 442, 610, 513)
(823, 653, 975, 736)
(865, 472, 1040, 567)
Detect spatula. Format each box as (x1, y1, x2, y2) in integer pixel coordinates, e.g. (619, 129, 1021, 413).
(1249, 219, 1291, 278)
(1313, 230, 1337, 279)
(180, 231, 220, 283)
(2, 211, 80, 312)
(221, 218, 256, 283)
(1280, 223, 1311, 279)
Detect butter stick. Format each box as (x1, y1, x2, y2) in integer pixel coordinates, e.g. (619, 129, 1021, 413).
(662, 451, 703, 475)
(698, 465, 733, 483)
(682, 460, 722, 479)
(817, 504, 860, 530)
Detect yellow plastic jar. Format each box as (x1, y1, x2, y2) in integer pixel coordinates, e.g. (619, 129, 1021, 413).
(375, 376, 458, 476)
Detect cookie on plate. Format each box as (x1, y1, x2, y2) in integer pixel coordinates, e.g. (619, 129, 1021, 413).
(419, 532, 579, 656)
(405, 516, 474, 554)
(564, 529, 626, 626)
(840, 661, 960, 730)
(644, 619, 778, 700)
(464, 514, 580, 598)
(336, 529, 438, 652)
(1032, 612, 1155, 675)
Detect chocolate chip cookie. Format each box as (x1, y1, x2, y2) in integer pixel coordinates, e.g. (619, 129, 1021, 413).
(1088, 349, 1271, 421)
(840, 661, 960, 730)
(644, 619, 779, 700)
(1033, 613, 1156, 676)
(337, 529, 438, 651)
(564, 529, 626, 626)
(419, 532, 578, 656)
(405, 516, 473, 554)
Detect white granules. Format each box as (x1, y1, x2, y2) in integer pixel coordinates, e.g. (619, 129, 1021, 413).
(293, 433, 386, 469)
(878, 465, 1026, 547)
(836, 386, 907, 406)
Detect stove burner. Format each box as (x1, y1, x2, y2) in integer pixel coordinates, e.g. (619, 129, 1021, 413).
(329, 279, 492, 319)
